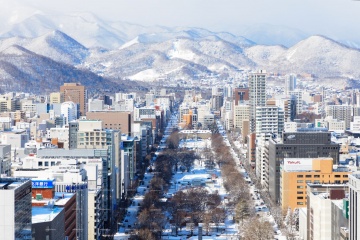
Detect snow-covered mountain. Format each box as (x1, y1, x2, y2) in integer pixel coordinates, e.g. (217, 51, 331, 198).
(0, 30, 88, 65)
(245, 35, 360, 78)
(0, 44, 115, 94)
(84, 37, 255, 81)
(0, 2, 359, 92)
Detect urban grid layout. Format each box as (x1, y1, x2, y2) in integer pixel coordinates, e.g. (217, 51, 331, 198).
(0, 1, 360, 240)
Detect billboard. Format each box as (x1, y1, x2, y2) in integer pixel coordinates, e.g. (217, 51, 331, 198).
(32, 179, 54, 189)
(283, 158, 313, 171)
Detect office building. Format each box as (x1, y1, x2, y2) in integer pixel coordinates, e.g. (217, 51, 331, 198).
(281, 157, 349, 210)
(249, 70, 267, 132)
(267, 130, 340, 203)
(306, 184, 349, 240)
(289, 90, 303, 115)
(86, 111, 133, 136)
(61, 101, 78, 125)
(233, 87, 249, 106)
(0, 145, 11, 176)
(233, 104, 249, 130)
(284, 74, 296, 95)
(255, 106, 284, 183)
(326, 104, 352, 129)
(349, 173, 360, 240)
(49, 92, 63, 104)
(60, 83, 86, 116)
(32, 206, 65, 240)
(0, 178, 32, 240)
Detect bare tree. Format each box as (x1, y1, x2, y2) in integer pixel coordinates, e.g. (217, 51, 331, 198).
(202, 213, 212, 236)
(166, 130, 180, 149)
(136, 229, 156, 240)
(234, 199, 251, 225)
(242, 217, 274, 240)
(283, 208, 299, 240)
(211, 208, 226, 232)
(137, 207, 166, 235)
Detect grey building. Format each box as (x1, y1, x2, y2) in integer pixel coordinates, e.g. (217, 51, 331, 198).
(267, 130, 340, 202)
(0, 178, 32, 240)
(32, 206, 65, 240)
(69, 121, 79, 149)
(349, 173, 360, 240)
(0, 144, 11, 176)
(249, 70, 267, 132)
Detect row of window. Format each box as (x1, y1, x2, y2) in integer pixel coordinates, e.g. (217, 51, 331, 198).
(297, 174, 348, 179)
(38, 161, 57, 167)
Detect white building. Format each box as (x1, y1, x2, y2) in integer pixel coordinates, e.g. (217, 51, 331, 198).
(326, 104, 352, 129)
(0, 178, 32, 240)
(249, 70, 267, 132)
(61, 101, 78, 125)
(349, 173, 360, 240)
(48, 127, 70, 149)
(289, 90, 303, 115)
(350, 116, 360, 131)
(255, 106, 284, 183)
(284, 74, 296, 95)
(233, 104, 249, 130)
(88, 99, 104, 112)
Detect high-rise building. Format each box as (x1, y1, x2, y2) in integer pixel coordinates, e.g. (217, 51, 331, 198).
(249, 70, 267, 132)
(0, 178, 32, 240)
(86, 111, 133, 136)
(60, 83, 86, 116)
(233, 104, 249, 130)
(233, 88, 249, 106)
(306, 184, 349, 240)
(289, 90, 303, 115)
(349, 173, 360, 240)
(255, 106, 284, 183)
(284, 74, 296, 95)
(267, 130, 340, 203)
(49, 92, 63, 104)
(61, 101, 78, 125)
(326, 104, 352, 129)
(280, 158, 349, 210)
(223, 84, 233, 98)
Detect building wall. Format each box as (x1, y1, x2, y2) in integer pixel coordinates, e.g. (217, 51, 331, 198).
(249, 70, 266, 133)
(268, 132, 340, 203)
(233, 88, 249, 105)
(281, 158, 349, 210)
(32, 208, 65, 240)
(0, 179, 32, 240)
(233, 104, 249, 130)
(86, 111, 133, 136)
(349, 174, 360, 240)
(299, 207, 307, 240)
(60, 83, 86, 116)
(306, 185, 348, 240)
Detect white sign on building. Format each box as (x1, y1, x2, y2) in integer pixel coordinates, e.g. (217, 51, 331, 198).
(283, 158, 313, 171)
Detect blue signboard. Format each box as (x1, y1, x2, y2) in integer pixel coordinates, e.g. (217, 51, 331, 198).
(32, 179, 54, 189)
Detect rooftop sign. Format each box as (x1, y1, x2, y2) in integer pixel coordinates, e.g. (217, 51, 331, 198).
(32, 179, 54, 189)
(283, 158, 313, 171)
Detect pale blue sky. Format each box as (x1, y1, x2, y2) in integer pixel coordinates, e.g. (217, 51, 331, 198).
(14, 0, 360, 42)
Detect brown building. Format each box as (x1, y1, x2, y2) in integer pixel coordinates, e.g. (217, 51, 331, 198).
(60, 83, 86, 116)
(86, 111, 133, 136)
(233, 88, 249, 105)
(55, 193, 77, 240)
(313, 94, 323, 102)
(247, 132, 256, 167)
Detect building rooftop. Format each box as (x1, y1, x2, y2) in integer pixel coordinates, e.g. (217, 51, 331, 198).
(54, 192, 75, 206)
(32, 205, 63, 224)
(0, 178, 30, 190)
